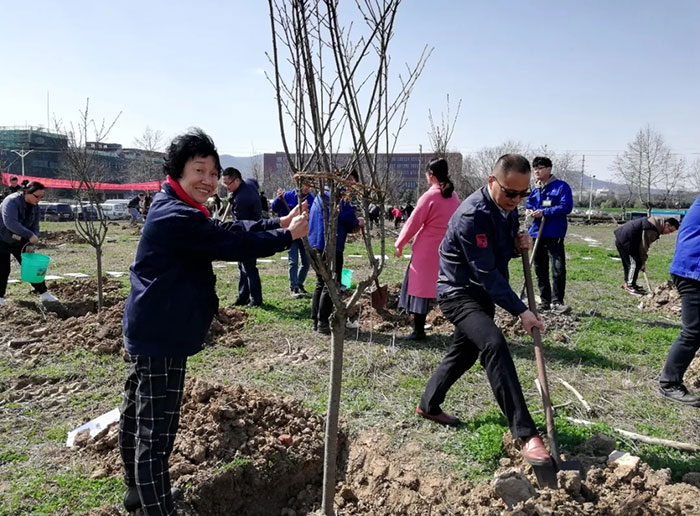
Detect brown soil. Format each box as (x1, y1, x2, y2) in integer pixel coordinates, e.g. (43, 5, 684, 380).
(40, 229, 86, 246)
(637, 281, 682, 317)
(0, 279, 248, 356)
(80, 379, 327, 516)
(495, 308, 581, 343)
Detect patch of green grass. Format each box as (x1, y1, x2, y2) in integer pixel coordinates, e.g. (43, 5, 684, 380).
(0, 468, 123, 516)
(0, 446, 29, 464)
(44, 424, 70, 443)
(214, 456, 254, 474)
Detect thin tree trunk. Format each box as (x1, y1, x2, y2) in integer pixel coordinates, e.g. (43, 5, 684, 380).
(96, 246, 103, 311)
(321, 310, 346, 515)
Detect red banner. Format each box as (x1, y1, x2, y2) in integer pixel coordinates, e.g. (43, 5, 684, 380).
(1, 172, 161, 191)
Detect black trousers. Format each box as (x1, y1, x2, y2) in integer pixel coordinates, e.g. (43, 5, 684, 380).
(533, 236, 566, 304)
(312, 250, 343, 326)
(615, 240, 641, 286)
(419, 294, 538, 439)
(0, 240, 48, 297)
(238, 258, 262, 305)
(660, 275, 700, 388)
(119, 355, 187, 516)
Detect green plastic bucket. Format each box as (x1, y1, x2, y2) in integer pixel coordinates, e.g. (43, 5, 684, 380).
(21, 252, 51, 283)
(341, 268, 353, 289)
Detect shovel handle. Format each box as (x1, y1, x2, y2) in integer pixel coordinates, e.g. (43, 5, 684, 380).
(521, 247, 563, 466)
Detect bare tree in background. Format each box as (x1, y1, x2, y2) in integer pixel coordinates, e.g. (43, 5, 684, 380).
(427, 94, 462, 195)
(249, 146, 264, 186)
(57, 99, 121, 310)
(267, 1, 429, 513)
(128, 127, 164, 183)
(613, 126, 682, 214)
(458, 140, 527, 198)
(686, 158, 700, 193)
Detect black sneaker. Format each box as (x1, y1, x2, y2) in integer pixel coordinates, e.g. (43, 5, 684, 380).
(658, 384, 700, 407)
(298, 285, 309, 295)
(623, 284, 643, 297)
(247, 300, 263, 308)
(538, 302, 551, 312)
(403, 332, 426, 341)
(233, 297, 248, 306)
(317, 322, 331, 335)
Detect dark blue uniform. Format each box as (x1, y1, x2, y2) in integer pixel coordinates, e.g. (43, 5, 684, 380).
(229, 179, 264, 305)
(419, 186, 538, 439)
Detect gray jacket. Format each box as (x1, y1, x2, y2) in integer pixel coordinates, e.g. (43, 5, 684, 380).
(0, 192, 40, 244)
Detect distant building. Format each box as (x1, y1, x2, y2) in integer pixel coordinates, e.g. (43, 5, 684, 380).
(263, 151, 463, 195)
(0, 126, 67, 178)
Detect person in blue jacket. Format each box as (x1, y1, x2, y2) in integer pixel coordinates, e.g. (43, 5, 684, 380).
(659, 195, 700, 407)
(416, 154, 552, 467)
(0, 182, 59, 305)
(223, 167, 264, 307)
(271, 181, 315, 297)
(525, 156, 573, 313)
(118, 129, 308, 516)
(308, 170, 363, 335)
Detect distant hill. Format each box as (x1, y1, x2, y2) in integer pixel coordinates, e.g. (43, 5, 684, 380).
(219, 154, 263, 181)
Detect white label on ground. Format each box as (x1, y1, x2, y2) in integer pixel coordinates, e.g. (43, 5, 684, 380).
(213, 264, 227, 268)
(44, 275, 64, 280)
(64, 273, 90, 278)
(258, 259, 274, 263)
(403, 254, 412, 259)
(66, 408, 120, 448)
(581, 257, 594, 260)
(280, 256, 288, 260)
(106, 271, 125, 277)
(347, 254, 363, 258)
(7, 279, 20, 284)
(611, 257, 622, 261)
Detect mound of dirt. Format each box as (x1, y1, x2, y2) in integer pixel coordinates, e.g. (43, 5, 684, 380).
(495, 308, 581, 342)
(40, 229, 86, 246)
(637, 281, 681, 317)
(81, 379, 327, 516)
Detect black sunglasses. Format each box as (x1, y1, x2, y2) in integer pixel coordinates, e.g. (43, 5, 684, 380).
(491, 176, 530, 199)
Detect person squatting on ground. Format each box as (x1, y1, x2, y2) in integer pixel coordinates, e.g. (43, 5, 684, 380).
(308, 170, 363, 335)
(416, 154, 552, 466)
(271, 181, 315, 297)
(525, 156, 573, 313)
(614, 215, 679, 296)
(128, 193, 145, 224)
(118, 129, 308, 516)
(658, 195, 700, 407)
(0, 181, 59, 305)
(394, 158, 460, 341)
(223, 167, 265, 307)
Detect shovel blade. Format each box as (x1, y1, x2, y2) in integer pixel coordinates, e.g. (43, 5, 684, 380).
(530, 461, 558, 489)
(558, 459, 586, 478)
(371, 285, 388, 310)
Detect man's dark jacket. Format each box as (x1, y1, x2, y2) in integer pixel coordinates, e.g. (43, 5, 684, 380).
(437, 186, 527, 316)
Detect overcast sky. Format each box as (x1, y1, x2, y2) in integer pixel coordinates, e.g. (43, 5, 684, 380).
(1, 0, 699, 180)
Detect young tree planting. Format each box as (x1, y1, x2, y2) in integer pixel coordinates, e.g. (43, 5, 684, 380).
(57, 99, 121, 310)
(267, 0, 429, 512)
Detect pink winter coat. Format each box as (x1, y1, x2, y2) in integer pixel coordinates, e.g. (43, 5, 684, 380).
(395, 184, 460, 299)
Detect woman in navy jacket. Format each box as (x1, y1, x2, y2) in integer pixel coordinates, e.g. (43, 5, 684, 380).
(119, 129, 308, 515)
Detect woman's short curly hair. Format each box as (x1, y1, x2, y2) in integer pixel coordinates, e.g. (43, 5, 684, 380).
(163, 128, 222, 180)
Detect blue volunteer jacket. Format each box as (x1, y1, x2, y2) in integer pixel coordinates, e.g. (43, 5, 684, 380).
(308, 191, 359, 253)
(123, 183, 293, 357)
(526, 177, 573, 239)
(229, 179, 262, 222)
(270, 189, 315, 217)
(0, 192, 39, 244)
(437, 186, 527, 316)
(670, 194, 700, 282)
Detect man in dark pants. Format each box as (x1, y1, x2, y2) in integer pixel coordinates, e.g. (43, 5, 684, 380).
(417, 154, 551, 466)
(223, 167, 264, 307)
(525, 156, 573, 313)
(614, 215, 679, 296)
(659, 197, 700, 406)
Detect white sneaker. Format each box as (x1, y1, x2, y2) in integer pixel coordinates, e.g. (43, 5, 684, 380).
(40, 291, 59, 303)
(346, 319, 359, 329)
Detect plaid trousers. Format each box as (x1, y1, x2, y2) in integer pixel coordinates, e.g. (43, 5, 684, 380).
(119, 355, 187, 516)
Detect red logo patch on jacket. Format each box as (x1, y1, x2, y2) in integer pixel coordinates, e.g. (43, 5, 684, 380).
(476, 234, 488, 248)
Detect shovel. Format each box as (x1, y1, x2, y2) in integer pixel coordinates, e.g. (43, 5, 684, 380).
(519, 217, 546, 300)
(521, 247, 585, 488)
(360, 227, 388, 310)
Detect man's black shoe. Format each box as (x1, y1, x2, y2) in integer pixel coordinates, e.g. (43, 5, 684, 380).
(298, 285, 309, 295)
(123, 487, 183, 512)
(233, 297, 248, 306)
(403, 331, 426, 341)
(247, 301, 263, 308)
(317, 322, 331, 335)
(658, 384, 700, 407)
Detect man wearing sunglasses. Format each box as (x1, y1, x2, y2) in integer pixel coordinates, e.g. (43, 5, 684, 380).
(416, 154, 551, 467)
(525, 157, 573, 314)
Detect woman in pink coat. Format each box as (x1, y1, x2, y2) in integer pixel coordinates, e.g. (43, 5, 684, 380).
(394, 158, 460, 340)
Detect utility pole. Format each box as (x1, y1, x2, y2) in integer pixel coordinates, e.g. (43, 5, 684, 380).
(588, 174, 596, 221)
(11, 149, 34, 176)
(579, 155, 585, 204)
